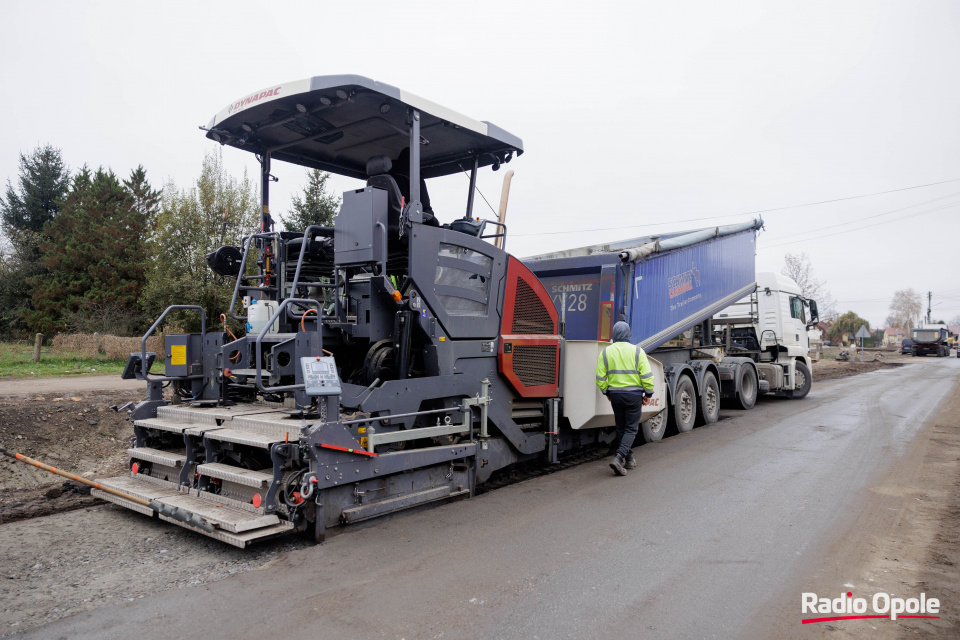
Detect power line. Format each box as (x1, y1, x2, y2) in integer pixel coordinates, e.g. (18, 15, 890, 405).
(735, 177, 960, 216)
(759, 200, 960, 249)
(512, 212, 756, 237)
(758, 191, 960, 243)
(835, 297, 891, 304)
(511, 177, 960, 238)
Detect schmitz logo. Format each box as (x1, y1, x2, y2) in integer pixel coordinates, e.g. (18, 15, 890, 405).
(801, 590, 941, 624)
(667, 264, 700, 299)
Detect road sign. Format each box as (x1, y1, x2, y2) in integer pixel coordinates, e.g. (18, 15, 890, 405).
(855, 325, 870, 339)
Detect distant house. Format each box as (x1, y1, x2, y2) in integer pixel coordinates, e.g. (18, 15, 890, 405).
(814, 320, 833, 342)
(882, 327, 905, 348)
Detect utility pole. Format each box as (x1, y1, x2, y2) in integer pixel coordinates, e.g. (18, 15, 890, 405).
(927, 291, 932, 325)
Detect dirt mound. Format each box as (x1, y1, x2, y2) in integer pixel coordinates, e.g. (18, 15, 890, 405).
(0, 481, 98, 524)
(0, 391, 132, 491)
(812, 349, 915, 382)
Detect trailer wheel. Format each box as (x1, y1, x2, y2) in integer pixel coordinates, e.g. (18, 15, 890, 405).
(641, 411, 666, 442)
(733, 365, 758, 410)
(671, 375, 697, 433)
(697, 371, 720, 425)
(790, 361, 811, 399)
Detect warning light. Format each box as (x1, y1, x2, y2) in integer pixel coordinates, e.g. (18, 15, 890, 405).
(131, 462, 139, 474)
(252, 494, 262, 508)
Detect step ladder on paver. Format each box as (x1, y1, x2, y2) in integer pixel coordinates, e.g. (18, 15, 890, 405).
(93, 404, 308, 547)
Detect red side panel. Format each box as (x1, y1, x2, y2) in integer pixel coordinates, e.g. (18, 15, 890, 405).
(498, 257, 561, 397)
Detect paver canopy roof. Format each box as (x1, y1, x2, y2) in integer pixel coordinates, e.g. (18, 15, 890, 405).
(205, 74, 523, 180)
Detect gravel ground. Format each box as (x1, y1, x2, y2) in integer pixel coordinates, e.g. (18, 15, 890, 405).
(0, 505, 309, 635)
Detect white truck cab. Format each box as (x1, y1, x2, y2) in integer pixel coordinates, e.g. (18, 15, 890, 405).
(713, 272, 816, 398)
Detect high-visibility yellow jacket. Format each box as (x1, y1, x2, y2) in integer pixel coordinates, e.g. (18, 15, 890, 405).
(596, 341, 655, 396)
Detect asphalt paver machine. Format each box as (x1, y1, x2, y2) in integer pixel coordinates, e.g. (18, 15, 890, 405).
(96, 75, 578, 546)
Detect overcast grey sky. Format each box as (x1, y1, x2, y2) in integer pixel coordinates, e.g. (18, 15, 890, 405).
(3, 0, 958, 326)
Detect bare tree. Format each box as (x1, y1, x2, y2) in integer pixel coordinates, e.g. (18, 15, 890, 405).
(887, 289, 923, 330)
(781, 252, 836, 319)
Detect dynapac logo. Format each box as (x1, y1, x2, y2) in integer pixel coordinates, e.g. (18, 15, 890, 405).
(801, 590, 941, 624)
(228, 86, 282, 114)
(667, 264, 701, 299)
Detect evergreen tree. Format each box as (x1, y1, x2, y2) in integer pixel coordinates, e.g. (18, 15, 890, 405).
(1, 145, 70, 233)
(143, 149, 259, 332)
(0, 145, 70, 335)
(27, 167, 155, 334)
(282, 169, 340, 231)
(124, 165, 161, 238)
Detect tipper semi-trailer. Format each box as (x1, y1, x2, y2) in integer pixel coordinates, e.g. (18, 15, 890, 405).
(92, 75, 817, 547)
(911, 324, 950, 357)
(525, 236, 818, 441)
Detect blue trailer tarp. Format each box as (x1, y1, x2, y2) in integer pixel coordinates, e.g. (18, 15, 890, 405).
(523, 222, 760, 351)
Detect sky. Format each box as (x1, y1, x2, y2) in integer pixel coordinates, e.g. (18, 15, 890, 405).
(3, 0, 959, 327)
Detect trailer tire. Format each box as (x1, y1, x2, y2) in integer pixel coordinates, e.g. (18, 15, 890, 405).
(790, 361, 811, 399)
(697, 371, 720, 425)
(671, 375, 697, 433)
(641, 411, 666, 442)
(733, 365, 758, 410)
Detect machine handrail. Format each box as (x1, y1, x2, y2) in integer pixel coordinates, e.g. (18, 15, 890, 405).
(480, 219, 507, 250)
(227, 231, 283, 323)
(285, 225, 336, 323)
(139, 305, 207, 380)
(254, 297, 323, 394)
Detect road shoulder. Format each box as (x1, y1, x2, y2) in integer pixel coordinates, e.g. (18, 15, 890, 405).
(750, 379, 960, 638)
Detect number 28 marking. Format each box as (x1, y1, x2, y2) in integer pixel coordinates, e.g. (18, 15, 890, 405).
(553, 294, 588, 312)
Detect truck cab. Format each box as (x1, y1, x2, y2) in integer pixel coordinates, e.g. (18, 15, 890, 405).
(713, 272, 816, 397)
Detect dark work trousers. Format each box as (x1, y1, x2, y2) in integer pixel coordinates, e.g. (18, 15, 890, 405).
(609, 392, 644, 459)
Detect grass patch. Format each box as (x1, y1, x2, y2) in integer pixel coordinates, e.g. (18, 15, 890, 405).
(0, 341, 126, 379)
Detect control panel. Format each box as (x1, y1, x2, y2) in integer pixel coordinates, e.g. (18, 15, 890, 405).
(300, 356, 342, 396)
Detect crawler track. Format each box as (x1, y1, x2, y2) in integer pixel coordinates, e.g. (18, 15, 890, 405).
(476, 446, 610, 495)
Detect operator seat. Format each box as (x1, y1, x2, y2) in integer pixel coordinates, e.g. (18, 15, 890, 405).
(365, 156, 404, 235)
(367, 153, 440, 229)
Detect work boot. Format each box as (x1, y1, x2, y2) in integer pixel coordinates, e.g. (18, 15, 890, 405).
(625, 453, 638, 470)
(609, 454, 627, 476)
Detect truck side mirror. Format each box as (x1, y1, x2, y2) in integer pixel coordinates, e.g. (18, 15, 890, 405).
(808, 300, 819, 324)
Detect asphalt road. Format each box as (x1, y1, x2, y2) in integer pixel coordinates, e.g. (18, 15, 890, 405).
(25, 357, 960, 640)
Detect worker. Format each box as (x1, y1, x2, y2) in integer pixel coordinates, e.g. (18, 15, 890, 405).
(596, 321, 655, 476)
